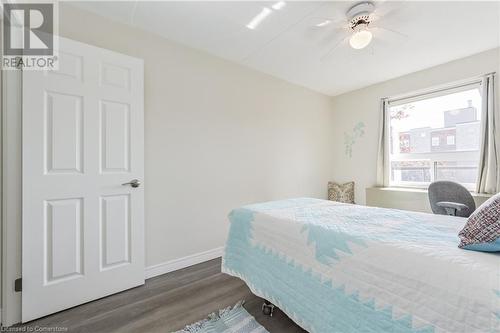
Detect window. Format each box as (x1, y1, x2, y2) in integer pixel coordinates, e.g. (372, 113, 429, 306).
(387, 81, 482, 190)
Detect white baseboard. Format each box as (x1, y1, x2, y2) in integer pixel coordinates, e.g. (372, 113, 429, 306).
(145, 247, 224, 279)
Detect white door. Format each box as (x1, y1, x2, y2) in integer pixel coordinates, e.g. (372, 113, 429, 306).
(22, 37, 144, 322)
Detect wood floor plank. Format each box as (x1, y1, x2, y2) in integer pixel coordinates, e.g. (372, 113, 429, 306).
(19, 258, 306, 333)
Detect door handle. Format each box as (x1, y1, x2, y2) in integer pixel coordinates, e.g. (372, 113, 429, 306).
(122, 179, 141, 188)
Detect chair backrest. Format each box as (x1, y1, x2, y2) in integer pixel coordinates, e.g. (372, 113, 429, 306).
(428, 181, 476, 217)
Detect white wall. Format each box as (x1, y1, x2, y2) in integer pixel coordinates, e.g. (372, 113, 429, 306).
(330, 48, 500, 205)
(59, 4, 335, 267)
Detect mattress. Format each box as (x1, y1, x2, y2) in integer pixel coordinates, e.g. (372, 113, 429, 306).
(222, 198, 500, 333)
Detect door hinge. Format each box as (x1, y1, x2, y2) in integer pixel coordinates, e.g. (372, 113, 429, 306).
(14, 278, 22, 292)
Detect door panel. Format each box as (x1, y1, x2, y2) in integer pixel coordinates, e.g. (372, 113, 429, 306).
(45, 198, 83, 283)
(45, 92, 83, 174)
(100, 63, 131, 90)
(100, 100, 130, 172)
(100, 194, 130, 269)
(50, 51, 83, 81)
(22, 37, 144, 322)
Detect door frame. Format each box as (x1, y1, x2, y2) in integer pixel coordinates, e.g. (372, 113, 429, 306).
(1, 8, 23, 324)
(1, 64, 23, 326)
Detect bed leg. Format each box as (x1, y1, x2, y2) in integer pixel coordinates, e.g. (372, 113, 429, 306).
(262, 300, 275, 316)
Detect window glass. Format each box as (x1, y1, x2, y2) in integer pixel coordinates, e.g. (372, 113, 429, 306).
(388, 85, 481, 189)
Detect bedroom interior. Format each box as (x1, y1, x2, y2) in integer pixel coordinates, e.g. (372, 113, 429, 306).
(0, 0, 499, 332)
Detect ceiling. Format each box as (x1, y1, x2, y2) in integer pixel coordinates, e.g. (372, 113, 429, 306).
(71, 1, 500, 96)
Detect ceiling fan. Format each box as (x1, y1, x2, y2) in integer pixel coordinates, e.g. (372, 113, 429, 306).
(314, 1, 377, 50)
(311, 1, 407, 60)
(242, 1, 405, 63)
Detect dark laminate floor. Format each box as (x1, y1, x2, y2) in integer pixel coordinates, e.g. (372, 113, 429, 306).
(21, 258, 306, 333)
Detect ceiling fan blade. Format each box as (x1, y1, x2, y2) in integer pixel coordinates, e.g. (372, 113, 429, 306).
(319, 26, 351, 44)
(370, 6, 407, 24)
(320, 35, 350, 63)
(372, 25, 409, 39)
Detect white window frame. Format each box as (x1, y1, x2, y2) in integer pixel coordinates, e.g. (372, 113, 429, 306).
(384, 78, 483, 190)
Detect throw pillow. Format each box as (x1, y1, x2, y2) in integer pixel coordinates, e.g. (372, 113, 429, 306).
(458, 192, 500, 252)
(328, 181, 355, 204)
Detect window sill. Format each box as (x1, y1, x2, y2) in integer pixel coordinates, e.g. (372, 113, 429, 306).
(373, 186, 491, 198)
(365, 187, 491, 213)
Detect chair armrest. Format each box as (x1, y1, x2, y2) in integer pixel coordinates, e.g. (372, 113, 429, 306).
(436, 201, 469, 211)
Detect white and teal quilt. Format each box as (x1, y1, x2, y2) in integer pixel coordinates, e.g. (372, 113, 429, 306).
(222, 198, 500, 333)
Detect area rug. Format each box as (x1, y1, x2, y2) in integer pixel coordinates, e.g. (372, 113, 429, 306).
(174, 301, 269, 333)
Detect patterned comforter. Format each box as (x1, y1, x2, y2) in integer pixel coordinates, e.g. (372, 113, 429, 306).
(222, 198, 500, 333)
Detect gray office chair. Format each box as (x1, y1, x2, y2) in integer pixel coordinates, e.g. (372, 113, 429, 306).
(428, 181, 476, 217)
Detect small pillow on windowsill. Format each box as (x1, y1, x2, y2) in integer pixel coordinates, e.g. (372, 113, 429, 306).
(328, 181, 355, 204)
(458, 192, 500, 252)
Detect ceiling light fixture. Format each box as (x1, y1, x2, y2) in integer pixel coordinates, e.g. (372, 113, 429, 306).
(272, 1, 286, 10)
(346, 2, 375, 49)
(349, 23, 372, 49)
(246, 7, 272, 30)
(315, 19, 331, 27)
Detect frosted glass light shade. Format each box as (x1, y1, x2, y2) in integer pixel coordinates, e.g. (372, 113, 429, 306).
(349, 30, 373, 49)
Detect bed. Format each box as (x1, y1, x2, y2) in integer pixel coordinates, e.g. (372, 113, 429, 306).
(221, 198, 500, 333)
